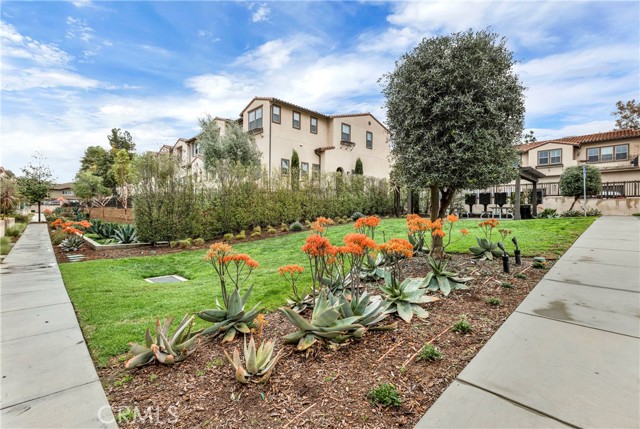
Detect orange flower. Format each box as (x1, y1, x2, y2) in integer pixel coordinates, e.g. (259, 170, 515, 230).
(447, 214, 459, 223)
(406, 213, 420, 222)
(278, 264, 304, 275)
(315, 217, 334, 226)
(63, 226, 83, 235)
(354, 215, 380, 230)
(310, 221, 325, 234)
(407, 216, 430, 232)
(479, 218, 499, 228)
(378, 238, 413, 259)
(76, 220, 92, 229)
(50, 219, 63, 228)
(343, 233, 376, 252)
(302, 234, 334, 257)
(432, 229, 446, 238)
(460, 228, 470, 235)
(204, 242, 233, 263)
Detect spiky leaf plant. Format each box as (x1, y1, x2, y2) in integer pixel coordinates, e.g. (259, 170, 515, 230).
(280, 292, 366, 351)
(125, 314, 200, 369)
(197, 286, 261, 342)
(224, 336, 283, 384)
(59, 235, 85, 252)
(380, 271, 439, 323)
(421, 256, 472, 296)
(469, 237, 503, 260)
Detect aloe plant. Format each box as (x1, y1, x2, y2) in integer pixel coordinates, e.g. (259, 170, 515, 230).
(360, 253, 387, 281)
(125, 314, 200, 369)
(197, 286, 261, 342)
(114, 224, 137, 244)
(469, 237, 503, 260)
(59, 235, 85, 252)
(421, 256, 472, 296)
(380, 271, 439, 323)
(224, 336, 283, 384)
(330, 291, 393, 329)
(280, 292, 366, 351)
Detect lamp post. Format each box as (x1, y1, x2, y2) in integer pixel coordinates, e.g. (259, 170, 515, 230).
(582, 165, 587, 216)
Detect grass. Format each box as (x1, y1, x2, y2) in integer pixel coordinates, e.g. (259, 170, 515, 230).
(59, 217, 595, 365)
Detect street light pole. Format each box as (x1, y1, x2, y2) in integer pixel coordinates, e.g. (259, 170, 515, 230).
(582, 165, 587, 216)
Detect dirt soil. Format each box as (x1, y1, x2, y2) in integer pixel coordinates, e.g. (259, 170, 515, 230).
(98, 255, 552, 429)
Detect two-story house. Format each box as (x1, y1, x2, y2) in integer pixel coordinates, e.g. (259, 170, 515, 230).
(161, 97, 391, 183)
(517, 129, 640, 192)
(239, 97, 391, 181)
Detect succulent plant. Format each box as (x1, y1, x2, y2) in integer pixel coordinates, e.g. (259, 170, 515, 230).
(469, 237, 503, 260)
(114, 224, 137, 244)
(330, 291, 392, 329)
(379, 272, 439, 323)
(360, 253, 387, 280)
(125, 314, 200, 369)
(421, 256, 472, 296)
(280, 292, 366, 351)
(59, 234, 85, 252)
(197, 287, 261, 342)
(224, 336, 283, 384)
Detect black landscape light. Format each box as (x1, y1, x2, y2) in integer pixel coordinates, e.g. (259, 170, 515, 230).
(497, 241, 510, 273)
(512, 237, 521, 266)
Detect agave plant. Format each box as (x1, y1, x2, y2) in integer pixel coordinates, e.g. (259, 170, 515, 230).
(224, 336, 283, 384)
(421, 256, 472, 296)
(360, 253, 387, 280)
(125, 314, 200, 369)
(469, 237, 503, 260)
(380, 271, 439, 323)
(197, 286, 261, 342)
(330, 291, 393, 329)
(97, 221, 118, 240)
(59, 235, 85, 252)
(280, 292, 366, 351)
(114, 224, 138, 244)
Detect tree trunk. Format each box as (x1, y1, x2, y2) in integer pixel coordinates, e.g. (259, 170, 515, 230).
(429, 186, 444, 258)
(569, 196, 578, 211)
(37, 201, 41, 222)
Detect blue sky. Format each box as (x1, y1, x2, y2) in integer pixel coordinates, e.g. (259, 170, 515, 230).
(1, 0, 638, 182)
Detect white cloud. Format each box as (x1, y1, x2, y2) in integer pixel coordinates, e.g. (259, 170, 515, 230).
(533, 120, 616, 141)
(71, 0, 93, 8)
(1, 20, 71, 66)
(66, 16, 94, 42)
(234, 39, 301, 72)
(251, 3, 270, 23)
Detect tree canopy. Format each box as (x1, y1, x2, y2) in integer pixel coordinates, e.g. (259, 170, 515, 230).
(198, 116, 262, 172)
(108, 128, 136, 156)
(355, 158, 363, 175)
(79, 145, 115, 190)
(17, 153, 54, 221)
(559, 165, 602, 210)
(612, 100, 640, 130)
(382, 29, 525, 255)
(73, 171, 109, 206)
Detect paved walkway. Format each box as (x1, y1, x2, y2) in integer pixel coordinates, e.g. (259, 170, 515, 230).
(1, 223, 116, 428)
(416, 216, 640, 428)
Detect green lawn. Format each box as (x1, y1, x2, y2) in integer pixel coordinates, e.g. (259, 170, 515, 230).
(60, 216, 595, 365)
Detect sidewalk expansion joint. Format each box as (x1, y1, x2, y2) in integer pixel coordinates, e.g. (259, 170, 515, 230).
(514, 310, 640, 340)
(0, 301, 72, 314)
(0, 325, 84, 344)
(570, 245, 640, 253)
(0, 380, 100, 411)
(455, 379, 581, 429)
(544, 277, 640, 295)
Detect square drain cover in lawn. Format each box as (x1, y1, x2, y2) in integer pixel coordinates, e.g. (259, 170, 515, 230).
(145, 275, 188, 283)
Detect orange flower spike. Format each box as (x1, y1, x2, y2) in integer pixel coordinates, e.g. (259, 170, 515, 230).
(246, 258, 259, 269)
(278, 264, 304, 275)
(460, 228, 470, 235)
(204, 242, 233, 262)
(447, 214, 459, 223)
(432, 229, 446, 238)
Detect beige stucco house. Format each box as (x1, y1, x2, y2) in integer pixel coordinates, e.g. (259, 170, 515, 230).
(517, 129, 640, 184)
(48, 182, 77, 203)
(161, 97, 391, 182)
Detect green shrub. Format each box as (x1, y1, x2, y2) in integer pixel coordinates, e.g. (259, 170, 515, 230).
(501, 281, 514, 289)
(451, 317, 472, 334)
(12, 213, 30, 223)
(223, 233, 234, 241)
(267, 227, 277, 235)
(279, 223, 288, 232)
(417, 344, 442, 361)
(537, 208, 558, 219)
(486, 297, 501, 306)
(193, 238, 205, 246)
(0, 236, 11, 255)
(235, 230, 246, 240)
(560, 209, 583, 217)
(178, 239, 192, 249)
(252, 226, 262, 234)
(169, 240, 178, 248)
(250, 231, 261, 238)
(289, 221, 304, 232)
(586, 208, 602, 217)
(352, 211, 365, 220)
(50, 229, 67, 245)
(514, 273, 527, 279)
(368, 383, 401, 407)
(5, 223, 27, 237)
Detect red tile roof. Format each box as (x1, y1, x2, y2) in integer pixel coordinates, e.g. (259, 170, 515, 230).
(517, 129, 640, 152)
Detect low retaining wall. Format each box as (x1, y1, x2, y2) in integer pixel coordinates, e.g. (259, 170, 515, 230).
(87, 207, 134, 223)
(83, 235, 150, 251)
(0, 218, 15, 237)
(541, 196, 640, 216)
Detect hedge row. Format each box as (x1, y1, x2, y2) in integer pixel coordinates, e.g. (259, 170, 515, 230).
(132, 156, 397, 243)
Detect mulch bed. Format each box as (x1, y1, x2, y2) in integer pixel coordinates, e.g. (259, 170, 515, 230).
(98, 255, 552, 428)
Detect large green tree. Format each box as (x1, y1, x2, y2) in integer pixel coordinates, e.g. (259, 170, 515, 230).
(108, 128, 136, 156)
(111, 149, 134, 214)
(73, 171, 109, 207)
(612, 100, 640, 130)
(291, 149, 300, 190)
(198, 116, 262, 174)
(559, 165, 602, 211)
(382, 29, 525, 255)
(17, 153, 54, 222)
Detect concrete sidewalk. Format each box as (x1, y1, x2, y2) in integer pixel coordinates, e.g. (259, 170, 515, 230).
(1, 223, 116, 428)
(416, 216, 640, 428)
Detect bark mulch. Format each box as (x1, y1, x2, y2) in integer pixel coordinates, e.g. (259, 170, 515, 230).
(98, 255, 551, 428)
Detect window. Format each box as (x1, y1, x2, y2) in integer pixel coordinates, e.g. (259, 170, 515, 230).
(248, 107, 263, 131)
(600, 146, 613, 161)
(312, 163, 320, 181)
(538, 148, 561, 165)
(615, 144, 629, 160)
(366, 131, 373, 149)
(310, 117, 318, 134)
(191, 143, 200, 157)
(301, 162, 309, 178)
(281, 158, 290, 175)
(62, 190, 73, 195)
(587, 148, 599, 162)
(292, 111, 301, 129)
(272, 105, 281, 124)
(341, 123, 351, 142)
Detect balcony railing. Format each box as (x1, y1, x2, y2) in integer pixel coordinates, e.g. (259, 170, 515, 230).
(484, 180, 640, 198)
